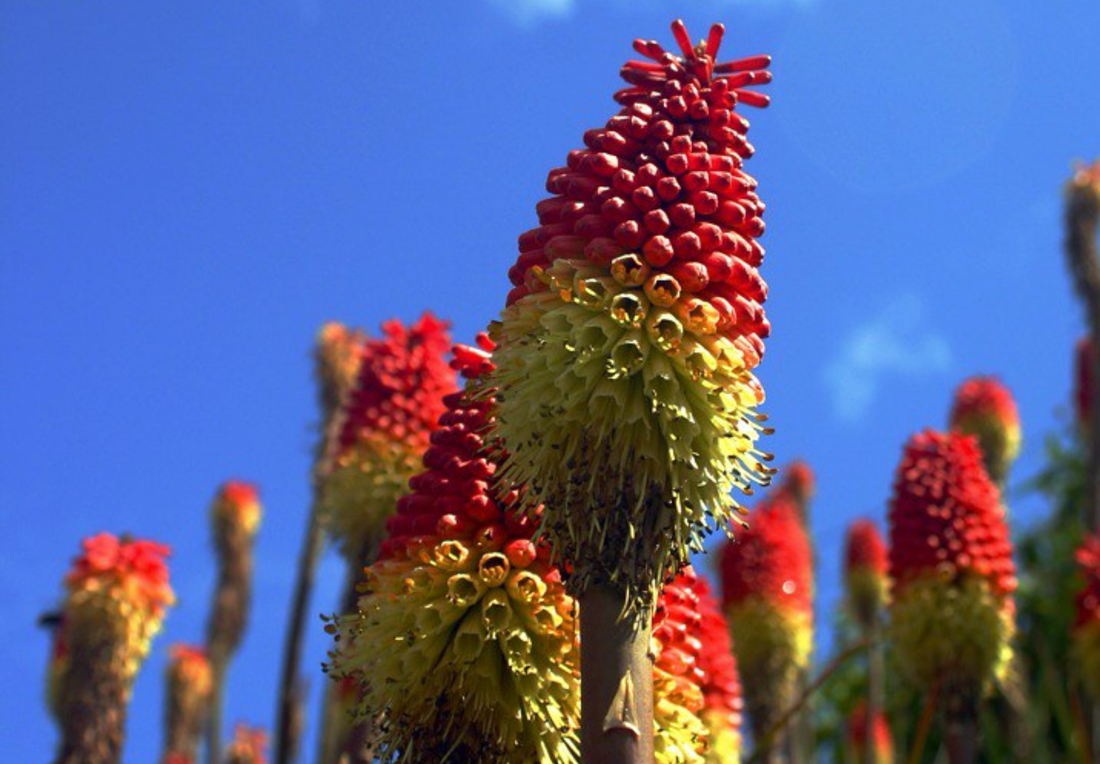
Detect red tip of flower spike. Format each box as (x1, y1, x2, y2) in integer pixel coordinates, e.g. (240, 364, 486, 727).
(379, 335, 551, 564)
(505, 19, 772, 356)
(719, 494, 813, 614)
(219, 481, 259, 506)
(1077, 336, 1095, 429)
(949, 375, 1019, 430)
(844, 519, 887, 577)
(335, 312, 457, 457)
(887, 429, 1016, 601)
(1075, 534, 1100, 630)
(65, 532, 174, 616)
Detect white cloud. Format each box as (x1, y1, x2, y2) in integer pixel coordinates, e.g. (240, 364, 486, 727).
(486, 0, 575, 26)
(486, 0, 810, 26)
(824, 296, 951, 422)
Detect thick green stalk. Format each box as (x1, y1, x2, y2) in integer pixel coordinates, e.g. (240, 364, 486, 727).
(579, 583, 654, 764)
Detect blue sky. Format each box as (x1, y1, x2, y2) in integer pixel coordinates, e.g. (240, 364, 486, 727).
(2, 0, 1097, 759)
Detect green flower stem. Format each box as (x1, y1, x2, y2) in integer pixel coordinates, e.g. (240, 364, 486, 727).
(579, 583, 654, 764)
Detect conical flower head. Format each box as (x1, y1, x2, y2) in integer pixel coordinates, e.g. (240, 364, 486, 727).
(321, 312, 456, 559)
(719, 495, 812, 743)
(694, 577, 743, 764)
(887, 429, 1016, 700)
(225, 724, 268, 764)
(778, 459, 814, 522)
(844, 518, 887, 632)
(1076, 336, 1095, 434)
(948, 376, 1021, 485)
(326, 334, 579, 764)
(1073, 534, 1100, 697)
(846, 701, 892, 764)
(492, 18, 774, 608)
(63, 532, 174, 679)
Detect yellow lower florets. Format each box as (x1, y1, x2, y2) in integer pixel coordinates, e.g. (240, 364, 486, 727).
(492, 259, 770, 604)
(725, 598, 811, 737)
(888, 572, 1013, 699)
(327, 537, 579, 764)
(320, 438, 422, 560)
(701, 708, 740, 764)
(654, 666, 709, 764)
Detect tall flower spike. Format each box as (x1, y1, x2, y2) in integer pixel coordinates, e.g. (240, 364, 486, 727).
(162, 644, 213, 764)
(844, 519, 888, 633)
(846, 701, 893, 764)
(778, 459, 814, 523)
(326, 334, 580, 764)
(719, 494, 812, 760)
(948, 376, 1021, 486)
(491, 19, 774, 610)
(320, 312, 456, 560)
(1074, 534, 1100, 698)
(205, 481, 261, 764)
(887, 430, 1016, 707)
(54, 533, 174, 764)
(315, 322, 368, 429)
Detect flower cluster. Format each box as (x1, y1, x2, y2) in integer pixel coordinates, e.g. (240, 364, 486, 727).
(948, 376, 1021, 485)
(1074, 534, 1100, 697)
(207, 481, 261, 666)
(163, 644, 213, 763)
(63, 532, 174, 679)
(846, 701, 892, 764)
(719, 494, 812, 744)
(321, 312, 456, 559)
(778, 459, 814, 520)
(491, 19, 774, 607)
(225, 724, 268, 764)
(887, 430, 1016, 699)
(326, 334, 578, 764)
(844, 518, 888, 631)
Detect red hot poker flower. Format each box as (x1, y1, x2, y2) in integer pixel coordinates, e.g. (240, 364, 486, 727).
(948, 375, 1021, 485)
(888, 430, 1015, 602)
(321, 312, 457, 558)
(846, 701, 893, 764)
(66, 533, 174, 625)
(887, 429, 1016, 700)
(693, 576, 743, 764)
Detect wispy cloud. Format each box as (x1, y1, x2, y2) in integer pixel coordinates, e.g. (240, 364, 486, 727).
(824, 296, 951, 422)
(486, 0, 812, 26)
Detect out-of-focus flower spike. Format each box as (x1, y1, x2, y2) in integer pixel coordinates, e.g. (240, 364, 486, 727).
(314, 322, 367, 430)
(225, 724, 268, 764)
(844, 518, 888, 633)
(887, 430, 1016, 707)
(1074, 534, 1100, 698)
(948, 376, 1021, 486)
(205, 481, 261, 764)
(54, 533, 174, 764)
(846, 701, 893, 764)
(326, 339, 579, 764)
(694, 577, 743, 764)
(320, 312, 456, 560)
(719, 495, 812, 759)
(162, 644, 213, 764)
